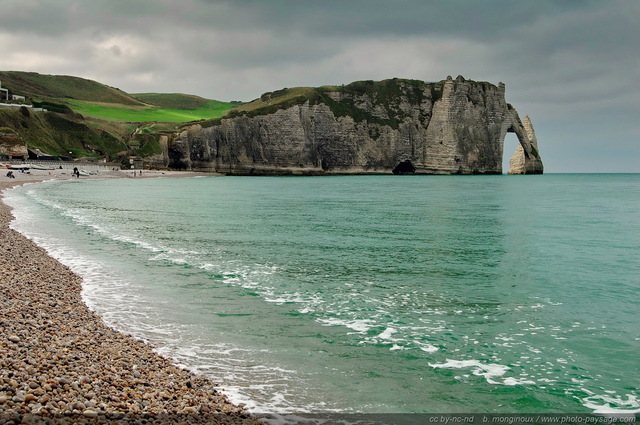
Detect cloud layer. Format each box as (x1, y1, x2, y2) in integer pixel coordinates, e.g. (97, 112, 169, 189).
(1, 0, 638, 172)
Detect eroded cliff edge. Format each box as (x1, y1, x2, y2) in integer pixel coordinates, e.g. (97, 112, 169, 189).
(150, 76, 543, 175)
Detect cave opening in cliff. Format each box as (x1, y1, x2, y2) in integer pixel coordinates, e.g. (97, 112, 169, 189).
(503, 133, 520, 174)
(392, 160, 416, 175)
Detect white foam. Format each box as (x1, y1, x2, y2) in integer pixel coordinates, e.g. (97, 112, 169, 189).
(16, 184, 175, 257)
(378, 327, 397, 340)
(316, 317, 375, 333)
(415, 341, 440, 354)
(581, 393, 640, 415)
(503, 377, 536, 386)
(429, 359, 520, 385)
(263, 292, 322, 305)
(390, 344, 409, 351)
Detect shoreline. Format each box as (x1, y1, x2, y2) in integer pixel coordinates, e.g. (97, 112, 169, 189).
(0, 170, 261, 423)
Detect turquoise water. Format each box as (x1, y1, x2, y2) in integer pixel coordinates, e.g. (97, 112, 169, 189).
(4, 174, 639, 414)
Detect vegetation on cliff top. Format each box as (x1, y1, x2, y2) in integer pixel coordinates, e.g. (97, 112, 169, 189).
(133, 93, 217, 110)
(204, 78, 446, 130)
(64, 98, 236, 123)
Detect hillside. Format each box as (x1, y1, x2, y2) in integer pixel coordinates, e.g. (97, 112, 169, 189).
(0, 71, 143, 105)
(63, 98, 236, 123)
(208, 78, 441, 128)
(0, 71, 236, 122)
(132, 93, 213, 109)
(0, 71, 238, 164)
(0, 107, 132, 160)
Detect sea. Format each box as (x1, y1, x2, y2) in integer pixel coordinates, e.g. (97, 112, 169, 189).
(3, 174, 639, 417)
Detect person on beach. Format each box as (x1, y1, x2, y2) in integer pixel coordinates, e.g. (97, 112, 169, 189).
(73, 167, 80, 178)
(5, 170, 14, 178)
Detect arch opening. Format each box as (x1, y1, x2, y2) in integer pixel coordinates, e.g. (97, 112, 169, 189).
(503, 132, 520, 174)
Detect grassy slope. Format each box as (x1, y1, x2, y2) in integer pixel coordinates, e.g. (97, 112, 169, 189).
(0, 71, 240, 162)
(65, 98, 236, 122)
(231, 87, 320, 116)
(207, 79, 441, 130)
(0, 71, 236, 123)
(0, 71, 143, 105)
(0, 108, 132, 159)
(132, 93, 211, 109)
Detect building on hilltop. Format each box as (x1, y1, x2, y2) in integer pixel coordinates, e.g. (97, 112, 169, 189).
(0, 81, 8, 102)
(0, 82, 26, 102)
(0, 81, 42, 111)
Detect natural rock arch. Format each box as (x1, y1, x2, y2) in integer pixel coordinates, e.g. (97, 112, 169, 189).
(160, 77, 543, 175)
(502, 114, 543, 174)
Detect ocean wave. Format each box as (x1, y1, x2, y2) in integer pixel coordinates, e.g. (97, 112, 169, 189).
(429, 359, 514, 385)
(577, 390, 640, 414)
(316, 317, 376, 333)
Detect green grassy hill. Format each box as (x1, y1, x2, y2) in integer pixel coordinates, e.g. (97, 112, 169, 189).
(132, 93, 212, 109)
(0, 71, 236, 123)
(64, 98, 236, 123)
(0, 71, 239, 164)
(0, 71, 143, 105)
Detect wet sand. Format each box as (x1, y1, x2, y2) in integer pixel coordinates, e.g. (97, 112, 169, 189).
(0, 169, 262, 424)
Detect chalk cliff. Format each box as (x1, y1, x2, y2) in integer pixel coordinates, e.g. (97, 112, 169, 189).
(157, 76, 543, 175)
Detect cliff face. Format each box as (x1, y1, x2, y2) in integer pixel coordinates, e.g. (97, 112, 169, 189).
(0, 108, 131, 161)
(0, 128, 28, 159)
(160, 76, 543, 175)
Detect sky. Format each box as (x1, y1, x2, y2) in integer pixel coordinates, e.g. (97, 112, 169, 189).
(0, 0, 638, 173)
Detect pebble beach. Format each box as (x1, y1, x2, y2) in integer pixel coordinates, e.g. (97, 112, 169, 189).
(0, 169, 262, 424)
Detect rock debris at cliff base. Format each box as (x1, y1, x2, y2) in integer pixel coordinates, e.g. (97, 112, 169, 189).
(0, 179, 262, 425)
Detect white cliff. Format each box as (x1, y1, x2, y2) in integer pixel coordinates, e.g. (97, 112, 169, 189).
(155, 76, 543, 175)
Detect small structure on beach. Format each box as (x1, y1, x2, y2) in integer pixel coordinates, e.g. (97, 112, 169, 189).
(28, 148, 59, 161)
(128, 156, 144, 169)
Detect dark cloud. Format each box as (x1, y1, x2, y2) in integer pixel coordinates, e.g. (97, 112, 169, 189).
(211, 0, 584, 39)
(0, 0, 637, 172)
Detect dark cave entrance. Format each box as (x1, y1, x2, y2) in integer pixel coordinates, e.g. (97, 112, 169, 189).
(392, 160, 416, 175)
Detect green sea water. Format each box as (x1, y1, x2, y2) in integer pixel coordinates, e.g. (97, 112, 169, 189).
(4, 174, 639, 415)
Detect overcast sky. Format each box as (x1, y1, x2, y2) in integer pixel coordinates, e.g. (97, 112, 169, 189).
(1, 0, 638, 172)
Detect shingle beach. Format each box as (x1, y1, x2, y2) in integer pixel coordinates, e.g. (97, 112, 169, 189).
(0, 170, 262, 424)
